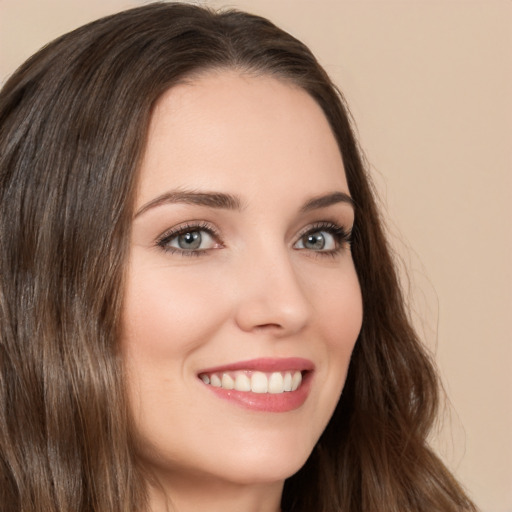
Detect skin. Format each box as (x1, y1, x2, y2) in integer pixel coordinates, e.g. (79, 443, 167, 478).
(121, 70, 363, 512)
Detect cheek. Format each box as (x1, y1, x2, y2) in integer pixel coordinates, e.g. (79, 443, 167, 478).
(308, 263, 362, 411)
(121, 259, 231, 360)
(312, 262, 363, 351)
(329, 283, 362, 356)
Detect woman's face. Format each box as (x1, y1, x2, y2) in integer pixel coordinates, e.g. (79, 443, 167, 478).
(122, 71, 362, 489)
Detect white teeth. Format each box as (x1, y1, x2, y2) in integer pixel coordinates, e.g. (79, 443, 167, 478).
(283, 372, 292, 391)
(234, 373, 251, 391)
(210, 374, 221, 387)
(200, 370, 305, 394)
(251, 372, 268, 393)
(268, 372, 284, 394)
(291, 371, 302, 391)
(221, 373, 234, 389)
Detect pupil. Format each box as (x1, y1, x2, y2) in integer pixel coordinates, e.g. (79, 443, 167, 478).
(305, 232, 325, 250)
(178, 231, 201, 250)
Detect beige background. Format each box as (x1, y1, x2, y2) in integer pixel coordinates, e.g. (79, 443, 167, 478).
(1, 1, 510, 510)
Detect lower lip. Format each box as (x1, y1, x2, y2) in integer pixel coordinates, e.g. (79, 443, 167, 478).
(201, 372, 313, 413)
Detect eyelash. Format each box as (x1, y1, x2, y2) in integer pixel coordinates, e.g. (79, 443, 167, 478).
(155, 220, 352, 258)
(296, 221, 352, 258)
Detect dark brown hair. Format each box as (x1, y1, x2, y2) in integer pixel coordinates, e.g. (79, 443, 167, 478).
(0, 3, 476, 511)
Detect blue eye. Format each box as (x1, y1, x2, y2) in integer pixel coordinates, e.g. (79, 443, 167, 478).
(157, 223, 220, 256)
(170, 230, 214, 250)
(294, 223, 352, 255)
(296, 231, 335, 251)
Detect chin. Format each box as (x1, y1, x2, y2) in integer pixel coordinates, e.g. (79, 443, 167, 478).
(215, 432, 318, 485)
(138, 426, 317, 488)
(225, 449, 312, 485)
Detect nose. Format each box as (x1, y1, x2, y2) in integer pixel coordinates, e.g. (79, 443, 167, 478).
(233, 246, 312, 337)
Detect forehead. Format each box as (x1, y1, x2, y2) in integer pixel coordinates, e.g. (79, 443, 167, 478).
(138, 70, 348, 204)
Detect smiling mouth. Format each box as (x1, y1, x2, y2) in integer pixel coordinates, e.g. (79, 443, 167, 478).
(198, 370, 303, 394)
(196, 358, 314, 412)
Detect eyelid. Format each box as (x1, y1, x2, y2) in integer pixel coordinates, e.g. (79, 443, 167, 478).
(296, 220, 352, 240)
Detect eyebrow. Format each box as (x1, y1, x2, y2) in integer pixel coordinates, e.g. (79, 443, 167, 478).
(135, 190, 244, 217)
(134, 189, 354, 218)
(300, 191, 354, 213)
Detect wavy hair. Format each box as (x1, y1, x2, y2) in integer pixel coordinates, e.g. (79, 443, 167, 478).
(0, 3, 476, 511)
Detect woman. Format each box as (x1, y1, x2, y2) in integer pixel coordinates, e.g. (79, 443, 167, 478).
(0, 3, 477, 511)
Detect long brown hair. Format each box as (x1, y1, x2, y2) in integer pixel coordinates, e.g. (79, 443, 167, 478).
(0, 3, 476, 511)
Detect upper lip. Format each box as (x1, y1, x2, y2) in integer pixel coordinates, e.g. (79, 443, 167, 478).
(197, 357, 315, 374)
